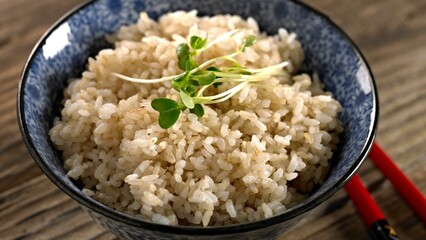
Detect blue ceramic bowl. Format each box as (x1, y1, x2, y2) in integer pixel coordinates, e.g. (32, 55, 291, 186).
(18, 0, 378, 239)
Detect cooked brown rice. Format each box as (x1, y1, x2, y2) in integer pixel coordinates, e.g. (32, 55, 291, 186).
(49, 11, 343, 226)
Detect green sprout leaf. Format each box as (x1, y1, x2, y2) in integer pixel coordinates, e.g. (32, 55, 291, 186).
(190, 104, 204, 118)
(151, 98, 179, 111)
(180, 91, 195, 109)
(240, 35, 257, 52)
(173, 74, 184, 83)
(158, 109, 181, 129)
(185, 58, 197, 71)
(172, 81, 181, 91)
(206, 66, 222, 72)
(196, 71, 216, 86)
(185, 85, 196, 95)
(172, 71, 192, 92)
(244, 35, 257, 47)
(227, 66, 252, 75)
(189, 79, 200, 86)
(177, 43, 191, 70)
(190, 36, 207, 50)
(151, 98, 182, 129)
(173, 71, 189, 83)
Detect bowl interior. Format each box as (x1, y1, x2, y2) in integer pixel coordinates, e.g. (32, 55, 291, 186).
(18, 0, 377, 233)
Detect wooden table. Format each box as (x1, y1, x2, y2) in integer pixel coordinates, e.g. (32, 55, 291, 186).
(1, 0, 425, 239)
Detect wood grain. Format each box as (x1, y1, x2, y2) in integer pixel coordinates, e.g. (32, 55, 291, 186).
(0, 0, 425, 239)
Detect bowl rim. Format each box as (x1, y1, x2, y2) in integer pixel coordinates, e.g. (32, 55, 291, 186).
(17, 0, 379, 235)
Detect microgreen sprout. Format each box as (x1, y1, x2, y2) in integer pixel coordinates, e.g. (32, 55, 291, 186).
(112, 29, 289, 128)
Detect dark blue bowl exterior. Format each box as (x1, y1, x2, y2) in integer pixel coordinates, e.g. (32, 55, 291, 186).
(18, 0, 378, 239)
(83, 206, 306, 239)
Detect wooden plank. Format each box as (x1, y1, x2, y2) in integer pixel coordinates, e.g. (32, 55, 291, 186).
(0, 175, 110, 239)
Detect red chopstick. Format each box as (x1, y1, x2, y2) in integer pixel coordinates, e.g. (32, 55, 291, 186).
(369, 142, 426, 223)
(345, 175, 399, 240)
(344, 141, 426, 239)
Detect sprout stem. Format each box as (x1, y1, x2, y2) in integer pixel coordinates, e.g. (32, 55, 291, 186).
(205, 82, 249, 104)
(197, 29, 241, 54)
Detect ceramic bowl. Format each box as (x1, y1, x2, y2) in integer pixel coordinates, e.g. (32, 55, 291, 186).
(18, 0, 378, 239)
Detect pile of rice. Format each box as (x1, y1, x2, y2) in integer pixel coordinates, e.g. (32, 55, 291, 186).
(49, 11, 343, 226)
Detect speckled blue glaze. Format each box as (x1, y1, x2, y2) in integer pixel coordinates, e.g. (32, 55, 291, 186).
(18, 0, 378, 239)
